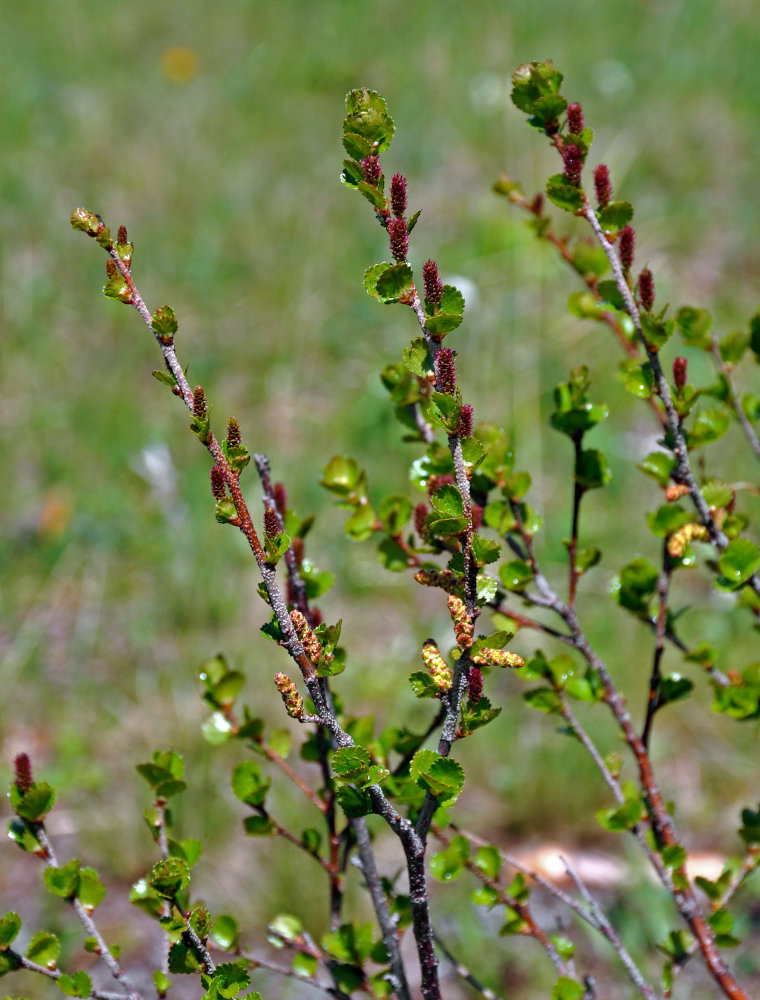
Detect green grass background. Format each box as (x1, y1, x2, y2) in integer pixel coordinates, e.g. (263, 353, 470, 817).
(3, 1, 760, 996)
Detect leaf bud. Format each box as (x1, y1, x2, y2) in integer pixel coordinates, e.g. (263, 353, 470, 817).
(421, 640, 452, 692)
(264, 504, 280, 539)
(387, 217, 408, 262)
(390, 173, 407, 218)
(467, 666, 484, 703)
(117, 225, 129, 245)
(274, 673, 304, 720)
(619, 225, 635, 273)
(70, 207, 111, 247)
(637, 268, 655, 311)
(566, 102, 584, 135)
(210, 465, 227, 500)
(361, 155, 381, 185)
(14, 753, 33, 793)
(422, 259, 444, 306)
(447, 594, 473, 649)
(193, 386, 208, 418)
(593, 164, 611, 208)
(459, 404, 473, 439)
(673, 356, 688, 391)
(434, 347, 457, 395)
(105, 259, 118, 279)
(562, 143, 583, 185)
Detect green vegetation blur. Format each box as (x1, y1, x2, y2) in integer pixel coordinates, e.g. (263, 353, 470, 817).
(3, 1, 760, 995)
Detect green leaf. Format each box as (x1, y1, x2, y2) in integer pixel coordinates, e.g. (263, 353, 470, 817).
(597, 201, 633, 234)
(597, 783, 643, 831)
(409, 670, 443, 699)
(335, 785, 373, 817)
(499, 559, 533, 592)
(718, 538, 760, 587)
(103, 272, 131, 303)
(646, 505, 692, 538)
(638, 451, 675, 487)
(43, 859, 80, 899)
(739, 804, 760, 844)
(410, 750, 465, 806)
(571, 241, 609, 279)
(720, 329, 749, 364)
(439, 285, 465, 316)
(676, 306, 713, 349)
(428, 391, 462, 432)
(610, 557, 659, 614)
(210, 914, 239, 951)
(622, 362, 655, 398)
(168, 941, 202, 974)
(430, 835, 469, 882)
(152, 305, 178, 338)
(77, 867, 106, 913)
(292, 952, 319, 979)
(659, 674, 694, 705)
(344, 88, 395, 152)
(402, 338, 434, 377)
(474, 845, 501, 881)
(0, 913, 21, 951)
(0, 948, 21, 975)
(26, 930, 60, 968)
(375, 263, 414, 303)
(57, 971, 92, 997)
(320, 455, 364, 497)
(501, 471, 531, 500)
(149, 858, 190, 898)
(377, 536, 409, 572)
(575, 448, 611, 490)
(8, 781, 55, 822)
(242, 815, 275, 836)
(153, 969, 173, 997)
(377, 495, 412, 534)
(597, 280, 627, 311)
(300, 560, 335, 599)
(430, 484, 464, 518)
(472, 534, 501, 566)
(545, 173, 583, 213)
(342, 132, 372, 161)
(201, 711, 234, 745)
(511, 60, 564, 116)
(344, 502, 377, 541)
(551, 976, 585, 1000)
(357, 179, 387, 210)
(687, 407, 730, 448)
(231, 761, 271, 807)
(523, 688, 562, 714)
(641, 311, 674, 351)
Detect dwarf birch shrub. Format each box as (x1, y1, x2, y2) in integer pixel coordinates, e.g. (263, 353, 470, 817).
(4, 61, 760, 1000)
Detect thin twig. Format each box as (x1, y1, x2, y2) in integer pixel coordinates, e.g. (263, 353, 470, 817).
(433, 932, 503, 1000)
(641, 543, 672, 749)
(708, 337, 760, 463)
(35, 825, 141, 1000)
(8, 952, 130, 1000)
(561, 854, 658, 1000)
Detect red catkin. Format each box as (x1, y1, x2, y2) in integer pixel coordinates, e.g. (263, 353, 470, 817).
(593, 164, 611, 208)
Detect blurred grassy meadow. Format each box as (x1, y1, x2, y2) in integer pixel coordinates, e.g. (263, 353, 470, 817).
(4, 0, 760, 995)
